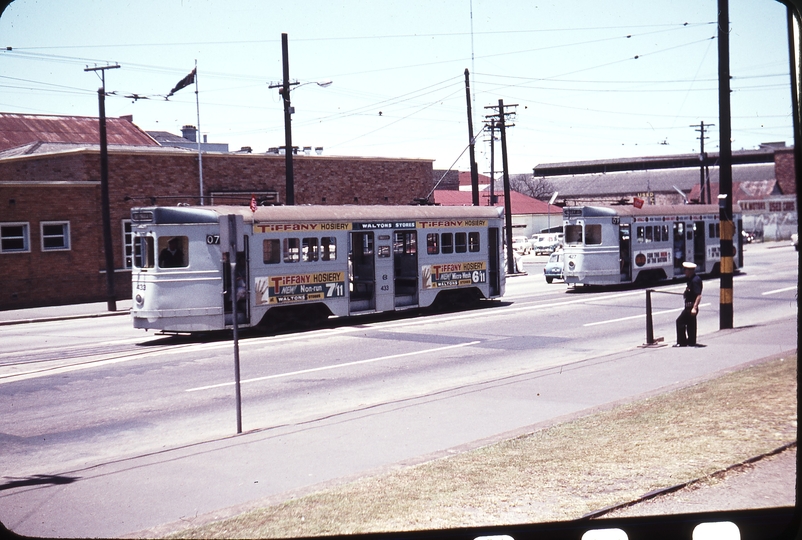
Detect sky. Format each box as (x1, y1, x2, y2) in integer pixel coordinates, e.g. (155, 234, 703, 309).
(0, 0, 795, 176)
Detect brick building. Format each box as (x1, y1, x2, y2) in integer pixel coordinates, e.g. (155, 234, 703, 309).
(0, 113, 434, 310)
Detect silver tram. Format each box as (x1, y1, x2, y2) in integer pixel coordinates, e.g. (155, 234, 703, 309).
(562, 204, 743, 287)
(129, 205, 506, 333)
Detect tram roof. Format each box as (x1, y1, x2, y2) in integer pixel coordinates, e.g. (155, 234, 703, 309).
(133, 204, 505, 225)
(572, 204, 721, 217)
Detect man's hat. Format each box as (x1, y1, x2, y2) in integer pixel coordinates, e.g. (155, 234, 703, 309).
(682, 261, 697, 269)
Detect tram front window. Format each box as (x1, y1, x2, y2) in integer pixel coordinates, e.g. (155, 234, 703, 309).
(565, 224, 583, 244)
(157, 236, 187, 268)
(135, 236, 155, 268)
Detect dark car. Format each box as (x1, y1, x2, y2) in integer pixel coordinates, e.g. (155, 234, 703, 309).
(544, 250, 564, 283)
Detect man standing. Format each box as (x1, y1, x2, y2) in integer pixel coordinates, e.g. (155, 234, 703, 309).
(675, 261, 703, 347)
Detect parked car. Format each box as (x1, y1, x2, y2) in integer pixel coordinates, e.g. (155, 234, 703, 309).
(543, 249, 564, 283)
(534, 233, 562, 255)
(512, 235, 532, 254)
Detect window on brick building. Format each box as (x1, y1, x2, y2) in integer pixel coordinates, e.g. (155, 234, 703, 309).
(41, 221, 70, 251)
(1, 223, 30, 253)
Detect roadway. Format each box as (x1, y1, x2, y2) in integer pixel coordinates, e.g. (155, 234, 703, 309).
(0, 241, 797, 537)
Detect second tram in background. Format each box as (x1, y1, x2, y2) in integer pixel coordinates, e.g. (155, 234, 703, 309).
(129, 204, 505, 333)
(561, 204, 743, 287)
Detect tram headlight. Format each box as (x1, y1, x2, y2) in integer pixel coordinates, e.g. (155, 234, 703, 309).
(135, 294, 144, 306)
(568, 261, 575, 270)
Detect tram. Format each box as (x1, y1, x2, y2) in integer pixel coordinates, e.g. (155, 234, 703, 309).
(561, 204, 743, 287)
(129, 205, 505, 333)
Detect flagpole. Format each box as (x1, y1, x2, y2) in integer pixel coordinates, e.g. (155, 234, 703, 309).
(194, 60, 204, 205)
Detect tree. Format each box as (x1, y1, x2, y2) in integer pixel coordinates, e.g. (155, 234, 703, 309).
(509, 174, 556, 201)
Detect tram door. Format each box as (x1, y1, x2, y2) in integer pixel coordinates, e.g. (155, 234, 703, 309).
(488, 227, 501, 296)
(223, 243, 250, 325)
(349, 232, 376, 312)
(393, 230, 418, 307)
(374, 232, 395, 312)
(619, 224, 632, 282)
(673, 222, 686, 276)
(693, 220, 706, 269)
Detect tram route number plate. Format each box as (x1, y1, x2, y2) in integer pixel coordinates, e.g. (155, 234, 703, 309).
(206, 235, 221, 244)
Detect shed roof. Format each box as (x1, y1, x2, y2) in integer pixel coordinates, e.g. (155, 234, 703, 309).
(545, 163, 776, 198)
(0, 112, 159, 151)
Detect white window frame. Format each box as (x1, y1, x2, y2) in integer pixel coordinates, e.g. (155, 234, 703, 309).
(40, 221, 71, 252)
(1, 222, 31, 254)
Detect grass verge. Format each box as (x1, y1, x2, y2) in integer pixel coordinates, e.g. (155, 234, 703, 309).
(172, 354, 796, 538)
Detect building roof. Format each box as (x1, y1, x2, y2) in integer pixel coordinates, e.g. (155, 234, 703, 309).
(0, 112, 159, 151)
(545, 163, 777, 199)
(0, 141, 193, 160)
(433, 189, 561, 215)
(534, 146, 780, 176)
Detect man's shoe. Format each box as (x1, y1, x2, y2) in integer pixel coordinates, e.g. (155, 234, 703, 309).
(673, 343, 686, 347)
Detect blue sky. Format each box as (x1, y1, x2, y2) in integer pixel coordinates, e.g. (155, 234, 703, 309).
(0, 0, 794, 175)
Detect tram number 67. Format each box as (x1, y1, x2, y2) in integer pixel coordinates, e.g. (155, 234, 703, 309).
(206, 235, 221, 245)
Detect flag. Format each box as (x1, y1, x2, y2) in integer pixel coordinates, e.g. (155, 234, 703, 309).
(166, 68, 196, 99)
(250, 195, 257, 212)
(633, 197, 644, 209)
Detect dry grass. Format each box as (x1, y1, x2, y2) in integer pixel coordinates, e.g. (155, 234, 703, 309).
(172, 355, 797, 538)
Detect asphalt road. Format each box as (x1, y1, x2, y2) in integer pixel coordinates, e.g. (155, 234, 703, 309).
(0, 241, 797, 538)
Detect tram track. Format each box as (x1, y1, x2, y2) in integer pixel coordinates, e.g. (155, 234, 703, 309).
(0, 341, 193, 384)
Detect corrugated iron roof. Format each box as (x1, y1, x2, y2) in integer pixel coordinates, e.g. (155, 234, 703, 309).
(0, 141, 193, 160)
(0, 112, 159, 151)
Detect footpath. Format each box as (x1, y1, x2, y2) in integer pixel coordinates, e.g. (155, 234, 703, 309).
(1, 300, 798, 538)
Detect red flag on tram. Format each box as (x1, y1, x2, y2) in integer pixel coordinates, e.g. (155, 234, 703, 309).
(633, 197, 644, 209)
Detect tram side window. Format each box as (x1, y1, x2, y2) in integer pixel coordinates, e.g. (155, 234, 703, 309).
(565, 224, 583, 244)
(709, 223, 720, 239)
(468, 232, 480, 252)
(321, 237, 337, 261)
(585, 224, 602, 245)
(302, 237, 319, 262)
(427, 233, 439, 255)
(284, 238, 300, 263)
(637, 226, 646, 243)
(660, 225, 669, 242)
(135, 236, 155, 268)
(157, 236, 188, 268)
(442, 233, 454, 254)
(455, 232, 467, 253)
(263, 239, 280, 264)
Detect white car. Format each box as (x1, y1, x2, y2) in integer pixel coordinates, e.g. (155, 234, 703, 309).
(534, 233, 563, 255)
(512, 235, 532, 254)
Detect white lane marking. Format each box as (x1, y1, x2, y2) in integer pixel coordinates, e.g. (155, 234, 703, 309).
(761, 286, 797, 296)
(185, 340, 482, 392)
(583, 303, 712, 327)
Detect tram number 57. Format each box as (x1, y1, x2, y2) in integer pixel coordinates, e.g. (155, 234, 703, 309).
(206, 235, 221, 244)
